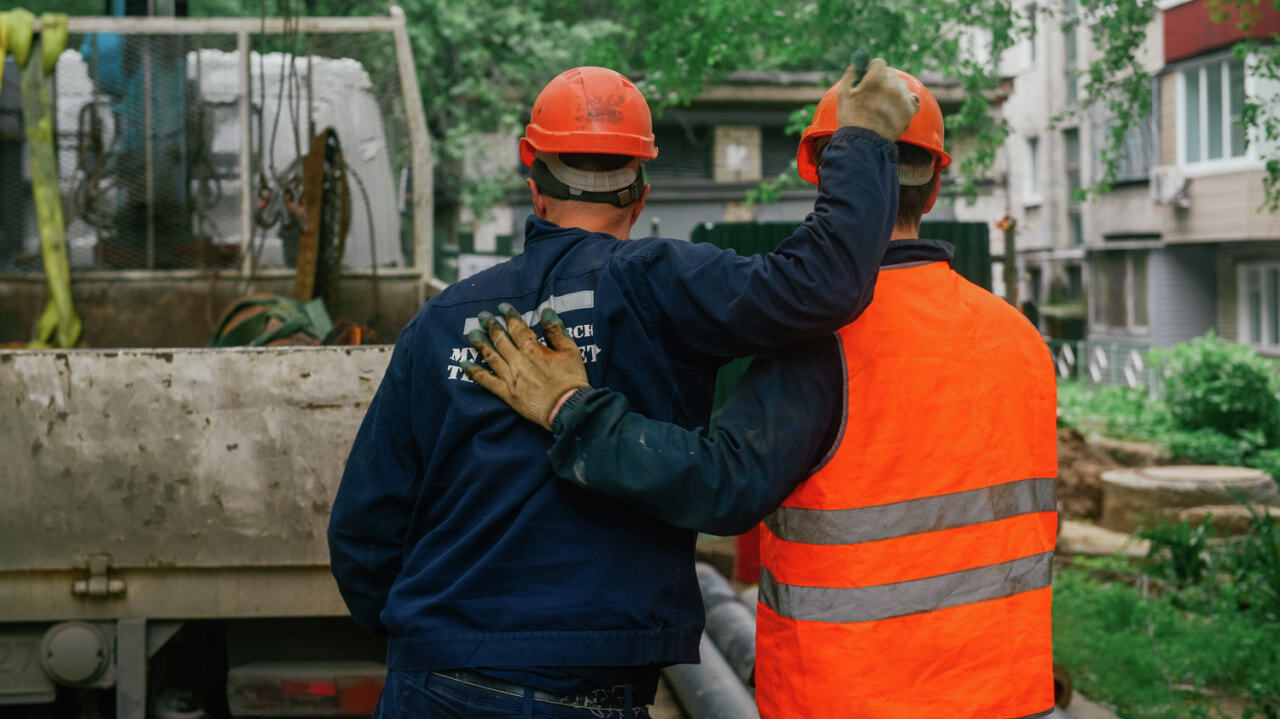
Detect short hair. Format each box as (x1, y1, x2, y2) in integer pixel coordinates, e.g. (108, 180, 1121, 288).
(895, 142, 936, 228)
(812, 139, 937, 228)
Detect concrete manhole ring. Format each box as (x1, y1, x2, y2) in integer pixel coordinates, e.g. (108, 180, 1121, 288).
(1099, 465, 1278, 533)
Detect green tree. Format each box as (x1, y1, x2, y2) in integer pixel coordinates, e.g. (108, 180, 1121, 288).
(27, 0, 1280, 227)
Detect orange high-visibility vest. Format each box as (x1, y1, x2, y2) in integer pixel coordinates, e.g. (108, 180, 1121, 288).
(757, 258, 1058, 719)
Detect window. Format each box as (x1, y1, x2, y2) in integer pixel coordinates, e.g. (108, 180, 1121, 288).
(1028, 265, 1044, 304)
(1064, 128, 1081, 197)
(1066, 263, 1084, 300)
(649, 123, 712, 181)
(1069, 210, 1084, 246)
(1239, 262, 1280, 351)
(1181, 56, 1247, 165)
(1092, 110, 1155, 183)
(761, 126, 798, 178)
(1063, 1, 1079, 104)
(1029, 9, 1037, 64)
(1091, 251, 1149, 332)
(1026, 136, 1041, 198)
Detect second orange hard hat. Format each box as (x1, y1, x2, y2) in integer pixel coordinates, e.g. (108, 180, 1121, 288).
(796, 69, 951, 185)
(520, 66, 659, 167)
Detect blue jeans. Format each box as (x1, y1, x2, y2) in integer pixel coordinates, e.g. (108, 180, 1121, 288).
(376, 670, 652, 719)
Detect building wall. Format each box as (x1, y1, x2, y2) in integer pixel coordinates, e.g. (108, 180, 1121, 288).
(1162, 171, 1280, 243)
(1160, 72, 1178, 166)
(999, 1, 1164, 327)
(1152, 244, 1217, 345)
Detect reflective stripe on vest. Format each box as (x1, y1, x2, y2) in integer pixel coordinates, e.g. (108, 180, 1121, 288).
(765, 475, 1055, 546)
(755, 260, 1058, 719)
(759, 550, 1053, 624)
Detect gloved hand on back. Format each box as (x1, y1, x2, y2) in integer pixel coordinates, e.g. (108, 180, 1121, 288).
(463, 304, 589, 431)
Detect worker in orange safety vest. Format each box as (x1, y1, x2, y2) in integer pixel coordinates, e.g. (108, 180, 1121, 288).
(461, 69, 1060, 719)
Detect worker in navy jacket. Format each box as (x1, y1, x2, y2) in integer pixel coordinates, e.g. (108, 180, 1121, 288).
(327, 60, 919, 718)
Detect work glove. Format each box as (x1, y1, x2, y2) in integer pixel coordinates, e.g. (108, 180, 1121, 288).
(463, 304, 590, 431)
(836, 57, 920, 143)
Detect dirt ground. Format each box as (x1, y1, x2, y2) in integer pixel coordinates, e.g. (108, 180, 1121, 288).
(1056, 427, 1120, 521)
(1056, 426, 1173, 521)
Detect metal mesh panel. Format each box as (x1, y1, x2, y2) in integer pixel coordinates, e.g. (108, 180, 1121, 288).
(21, 25, 414, 273)
(1049, 338, 1161, 394)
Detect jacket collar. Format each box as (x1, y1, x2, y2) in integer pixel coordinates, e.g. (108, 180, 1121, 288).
(882, 239, 954, 269)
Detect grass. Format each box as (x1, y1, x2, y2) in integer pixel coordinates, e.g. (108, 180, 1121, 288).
(1054, 557, 1280, 719)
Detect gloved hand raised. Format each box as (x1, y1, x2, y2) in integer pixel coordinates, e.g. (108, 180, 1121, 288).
(463, 304, 590, 431)
(836, 57, 920, 143)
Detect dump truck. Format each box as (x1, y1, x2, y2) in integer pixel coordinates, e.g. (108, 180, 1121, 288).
(1, 346, 394, 719)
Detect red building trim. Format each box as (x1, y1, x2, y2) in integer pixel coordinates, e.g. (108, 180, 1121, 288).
(1165, 0, 1280, 63)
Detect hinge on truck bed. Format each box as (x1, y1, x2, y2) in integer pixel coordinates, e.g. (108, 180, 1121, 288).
(72, 554, 126, 599)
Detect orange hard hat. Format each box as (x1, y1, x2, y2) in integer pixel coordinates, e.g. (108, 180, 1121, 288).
(796, 69, 951, 185)
(520, 66, 658, 167)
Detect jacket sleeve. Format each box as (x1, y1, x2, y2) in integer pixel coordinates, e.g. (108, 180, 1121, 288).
(545, 336, 843, 535)
(611, 126, 897, 357)
(327, 327, 424, 635)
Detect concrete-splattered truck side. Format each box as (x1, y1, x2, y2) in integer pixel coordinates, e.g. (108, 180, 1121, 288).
(1, 346, 393, 718)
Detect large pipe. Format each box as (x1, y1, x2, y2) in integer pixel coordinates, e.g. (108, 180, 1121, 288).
(662, 633, 761, 719)
(695, 562, 738, 609)
(696, 563, 757, 686)
(739, 585, 759, 618)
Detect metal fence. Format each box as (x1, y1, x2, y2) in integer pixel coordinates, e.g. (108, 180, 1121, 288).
(1048, 338, 1160, 392)
(0, 12, 435, 286)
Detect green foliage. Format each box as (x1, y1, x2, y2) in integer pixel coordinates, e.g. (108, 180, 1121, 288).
(1234, 38, 1280, 213)
(56, 0, 1280, 213)
(1074, 0, 1157, 196)
(1247, 449, 1280, 487)
(1057, 334, 1280, 477)
(1149, 332, 1280, 442)
(1161, 428, 1254, 466)
(1054, 562, 1280, 717)
(1139, 517, 1215, 586)
(1056, 381, 1168, 440)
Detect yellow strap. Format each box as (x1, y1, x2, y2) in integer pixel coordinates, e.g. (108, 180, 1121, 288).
(22, 34, 81, 349)
(7, 8, 34, 68)
(0, 13, 10, 88)
(41, 14, 67, 76)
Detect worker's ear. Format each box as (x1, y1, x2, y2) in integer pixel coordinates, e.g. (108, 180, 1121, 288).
(527, 178, 547, 218)
(627, 185, 650, 227)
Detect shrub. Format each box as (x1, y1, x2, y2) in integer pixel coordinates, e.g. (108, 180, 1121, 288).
(1057, 381, 1170, 440)
(1159, 428, 1251, 466)
(1140, 516, 1215, 586)
(1247, 448, 1280, 487)
(1150, 332, 1280, 441)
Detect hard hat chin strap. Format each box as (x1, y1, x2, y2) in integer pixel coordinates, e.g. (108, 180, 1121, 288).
(531, 160, 646, 207)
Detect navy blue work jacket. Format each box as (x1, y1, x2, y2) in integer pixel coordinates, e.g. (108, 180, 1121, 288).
(326, 127, 898, 679)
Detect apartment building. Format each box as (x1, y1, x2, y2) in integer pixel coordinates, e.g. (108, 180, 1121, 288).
(1002, 0, 1280, 355)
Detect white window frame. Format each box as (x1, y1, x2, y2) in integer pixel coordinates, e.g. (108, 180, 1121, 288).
(1237, 261, 1280, 352)
(1176, 52, 1263, 176)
